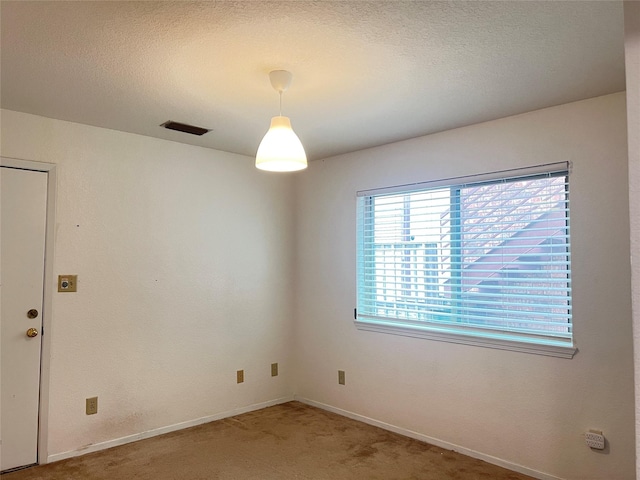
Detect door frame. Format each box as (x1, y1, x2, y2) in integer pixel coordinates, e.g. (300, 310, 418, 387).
(1, 157, 57, 466)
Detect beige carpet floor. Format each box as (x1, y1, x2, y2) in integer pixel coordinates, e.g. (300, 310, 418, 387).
(3, 401, 534, 480)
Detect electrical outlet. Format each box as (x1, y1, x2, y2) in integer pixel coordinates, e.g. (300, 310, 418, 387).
(271, 363, 278, 377)
(338, 370, 345, 385)
(237, 370, 244, 384)
(585, 430, 605, 450)
(86, 396, 98, 415)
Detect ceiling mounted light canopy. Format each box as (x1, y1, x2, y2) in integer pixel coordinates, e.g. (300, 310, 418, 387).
(255, 70, 307, 172)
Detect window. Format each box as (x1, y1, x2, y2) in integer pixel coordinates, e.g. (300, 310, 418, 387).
(356, 164, 575, 358)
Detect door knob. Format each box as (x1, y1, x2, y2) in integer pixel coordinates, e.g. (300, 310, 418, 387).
(26, 328, 39, 338)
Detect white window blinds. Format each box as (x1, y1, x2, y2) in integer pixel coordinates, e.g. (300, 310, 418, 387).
(356, 165, 573, 354)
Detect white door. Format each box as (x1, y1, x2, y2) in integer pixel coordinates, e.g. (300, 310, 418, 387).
(1, 166, 48, 472)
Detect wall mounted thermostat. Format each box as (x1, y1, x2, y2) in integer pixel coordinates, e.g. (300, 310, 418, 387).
(58, 275, 77, 292)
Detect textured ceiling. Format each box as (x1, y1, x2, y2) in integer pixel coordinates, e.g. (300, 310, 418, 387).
(0, 1, 626, 161)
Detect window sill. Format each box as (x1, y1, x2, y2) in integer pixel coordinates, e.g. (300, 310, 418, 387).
(355, 319, 577, 359)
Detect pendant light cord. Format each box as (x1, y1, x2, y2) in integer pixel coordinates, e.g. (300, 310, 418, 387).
(279, 91, 283, 116)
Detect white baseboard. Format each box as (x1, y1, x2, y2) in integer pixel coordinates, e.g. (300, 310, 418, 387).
(47, 396, 294, 464)
(294, 396, 562, 480)
(47, 394, 562, 480)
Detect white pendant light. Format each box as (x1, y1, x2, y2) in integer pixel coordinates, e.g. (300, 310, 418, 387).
(256, 70, 307, 172)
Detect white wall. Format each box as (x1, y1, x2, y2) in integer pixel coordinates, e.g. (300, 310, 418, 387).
(625, 2, 640, 479)
(1, 91, 634, 479)
(1, 110, 296, 459)
(293, 93, 634, 480)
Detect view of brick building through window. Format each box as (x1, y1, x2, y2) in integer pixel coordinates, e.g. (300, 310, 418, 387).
(365, 174, 571, 339)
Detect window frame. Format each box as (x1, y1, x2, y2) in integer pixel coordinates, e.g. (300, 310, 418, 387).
(355, 163, 577, 358)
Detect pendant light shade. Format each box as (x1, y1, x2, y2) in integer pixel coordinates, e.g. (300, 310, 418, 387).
(255, 70, 307, 172)
(256, 116, 307, 172)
